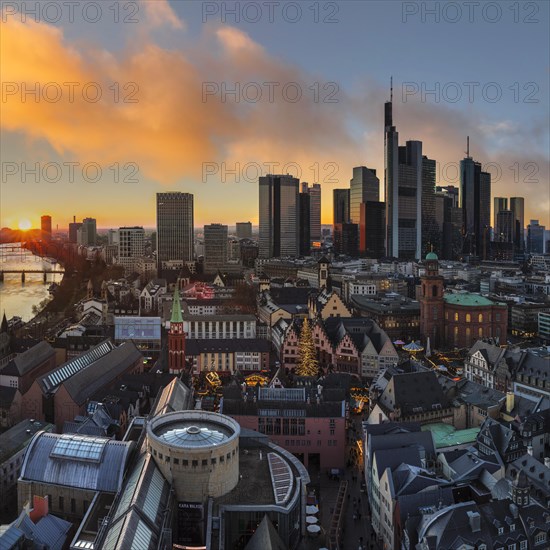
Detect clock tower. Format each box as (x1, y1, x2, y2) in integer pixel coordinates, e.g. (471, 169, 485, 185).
(420, 250, 445, 348)
(168, 286, 186, 374)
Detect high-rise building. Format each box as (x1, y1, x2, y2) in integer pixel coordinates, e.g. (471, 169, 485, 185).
(204, 224, 228, 273)
(118, 226, 145, 273)
(350, 167, 379, 225)
(77, 217, 97, 246)
(333, 189, 350, 224)
(493, 197, 508, 230)
(360, 202, 385, 258)
(510, 197, 525, 251)
(68, 220, 82, 244)
(434, 191, 462, 260)
(302, 182, 321, 243)
(333, 223, 358, 257)
(460, 142, 491, 259)
(421, 156, 438, 257)
(384, 90, 423, 259)
(107, 229, 119, 245)
(527, 220, 545, 253)
(156, 192, 194, 271)
(495, 210, 514, 243)
(236, 222, 252, 239)
(299, 192, 311, 256)
(259, 174, 300, 258)
(40, 215, 52, 241)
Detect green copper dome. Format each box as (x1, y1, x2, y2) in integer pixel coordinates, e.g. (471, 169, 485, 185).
(426, 251, 438, 260)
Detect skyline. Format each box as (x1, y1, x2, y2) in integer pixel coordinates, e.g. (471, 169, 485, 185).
(2, 0, 549, 228)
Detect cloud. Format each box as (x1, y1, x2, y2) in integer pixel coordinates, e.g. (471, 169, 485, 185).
(1, 17, 548, 225)
(141, 0, 185, 29)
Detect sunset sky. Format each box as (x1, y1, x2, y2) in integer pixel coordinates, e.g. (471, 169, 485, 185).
(1, 0, 548, 230)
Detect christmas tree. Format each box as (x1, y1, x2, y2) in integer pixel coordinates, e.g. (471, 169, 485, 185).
(296, 318, 318, 377)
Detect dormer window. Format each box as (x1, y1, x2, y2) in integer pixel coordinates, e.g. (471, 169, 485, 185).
(498, 527, 504, 535)
(510, 524, 515, 532)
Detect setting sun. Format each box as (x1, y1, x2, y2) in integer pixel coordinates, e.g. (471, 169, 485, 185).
(18, 219, 32, 231)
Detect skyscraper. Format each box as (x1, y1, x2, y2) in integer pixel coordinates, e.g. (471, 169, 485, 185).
(384, 89, 423, 259)
(68, 218, 82, 244)
(493, 197, 508, 231)
(421, 156, 438, 257)
(333, 189, 350, 224)
(236, 222, 252, 239)
(460, 142, 491, 259)
(333, 223, 358, 257)
(204, 223, 228, 273)
(118, 226, 145, 273)
(495, 210, 514, 243)
(510, 197, 525, 251)
(41, 215, 52, 241)
(302, 182, 321, 244)
(299, 192, 311, 256)
(259, 174, 300, 258)
(527, 220, 545, 253)
(156, 192, 194, 271)
(359, 202, 385, 258)
(350, 167, 379, 225)
(77, 217, 97, 246)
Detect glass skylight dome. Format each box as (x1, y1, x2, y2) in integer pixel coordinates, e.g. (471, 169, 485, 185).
(157, 422, 231, 448)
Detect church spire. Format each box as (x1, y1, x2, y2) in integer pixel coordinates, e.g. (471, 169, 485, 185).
(170, 285, 183, 324)
(1, 311, 8, 334)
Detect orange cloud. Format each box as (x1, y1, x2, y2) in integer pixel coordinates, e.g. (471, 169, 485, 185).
(1, 15, 548, 228)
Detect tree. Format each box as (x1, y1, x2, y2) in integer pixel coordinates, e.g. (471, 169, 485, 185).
(296, 318, 318, 377)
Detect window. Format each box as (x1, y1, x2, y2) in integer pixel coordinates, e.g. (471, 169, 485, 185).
(182, 459, 188, 466)
(478, 313, 483, 322)
(173, 458, 179, 465)
(478, 327, 483, 338)
(508, 544, 516, 550)
(454, 312, 459, 321)
(59, 496, 64, 511)
(192, 460, 198, 467)
(83, 500, 88, 512)
(466, 313, 471, 323)
(202, 459, 207, 466)
(71, 499, 76, 513)
(520, 541, 527, 550)
(211, 458, 217, 464)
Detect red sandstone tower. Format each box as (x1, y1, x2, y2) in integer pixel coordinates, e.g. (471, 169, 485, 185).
(420, 251, 445, 348)
(168, 286, 186, 374)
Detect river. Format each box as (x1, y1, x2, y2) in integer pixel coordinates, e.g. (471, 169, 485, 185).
(0, 243, 64, 322)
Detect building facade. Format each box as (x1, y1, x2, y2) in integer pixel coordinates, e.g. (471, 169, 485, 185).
(259, 174, 300, 258)
(156, 192, 194, 271)
(203, 223, 228, 274)
(117, 226, 145, 273)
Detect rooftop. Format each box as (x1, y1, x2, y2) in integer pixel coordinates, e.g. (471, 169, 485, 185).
(444, 293, 505, 307)
(0, 419, 53, 463)
(421, 423, 480, 449)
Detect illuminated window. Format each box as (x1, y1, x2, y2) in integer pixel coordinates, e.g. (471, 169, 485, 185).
(478, 313, 483, 322)
(478, 327, 483, 338)
(454, 313, 459, 321)
(466, 314, 471, 323)
(466, 327, 471, 340)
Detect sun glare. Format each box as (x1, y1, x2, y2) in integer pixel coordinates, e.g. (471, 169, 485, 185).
(18, 219, 32, 231)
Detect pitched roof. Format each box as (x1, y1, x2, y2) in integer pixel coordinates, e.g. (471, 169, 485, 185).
(379, 371, 450, 416)
(101, 453, 171, 550)
(1, 341, 55, 377)
(244, 515, 287, 550)
(38, 341, 142, 405)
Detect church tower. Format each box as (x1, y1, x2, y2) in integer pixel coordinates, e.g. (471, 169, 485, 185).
(419, 251, 445, 348)
(168, 285, 186, 374)
(318, 256, 330, 289)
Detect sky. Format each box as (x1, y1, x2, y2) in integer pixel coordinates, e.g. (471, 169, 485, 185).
(1, 0, 549, 230)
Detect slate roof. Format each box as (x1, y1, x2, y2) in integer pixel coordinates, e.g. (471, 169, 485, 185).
(20, 432, 133, 493)
(508, 455, 550, 500)
(0, 419, 53, 463)
(378, 370, 450, 416)
(17, 513, 72, 550)
(150, 378, 193, 417)
(38, 340, 142, 405)
(0, 341, 55, 377)
(186, 338, 271, 355)
(244, 514, 287, 550)
(266, 287, 310, 305)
